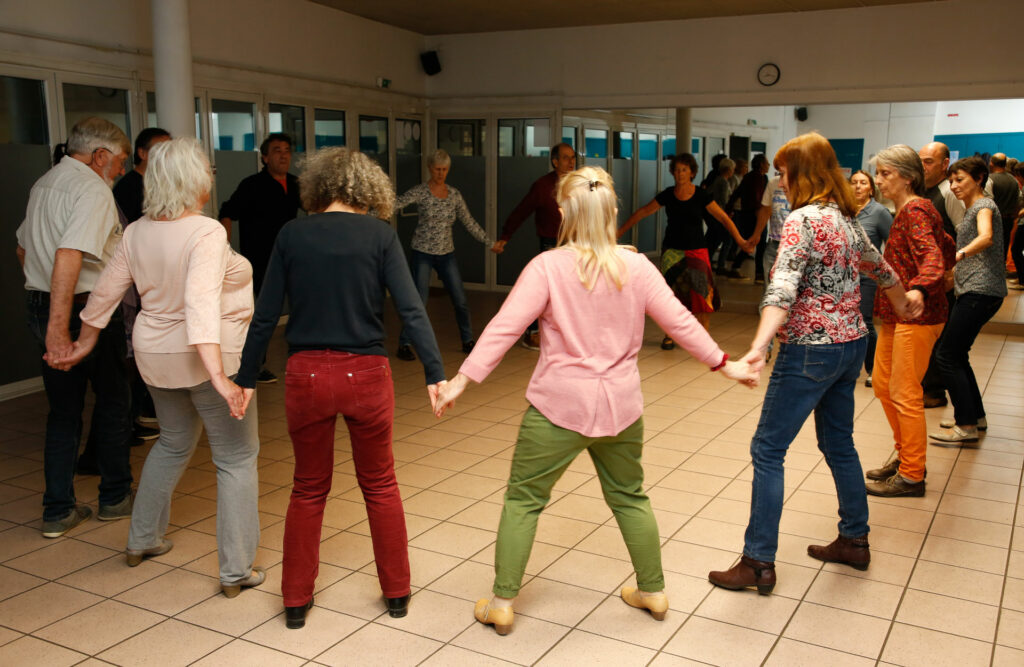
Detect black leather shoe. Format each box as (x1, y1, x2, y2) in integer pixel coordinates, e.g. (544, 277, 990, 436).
(386, 594, 410, 618)
(285, 598, 314, 629)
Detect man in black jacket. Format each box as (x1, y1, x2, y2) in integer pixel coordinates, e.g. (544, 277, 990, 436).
(219, 132, 302, 383)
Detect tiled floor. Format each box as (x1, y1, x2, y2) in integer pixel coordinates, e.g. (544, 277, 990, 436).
(1, 289, 1023, 666)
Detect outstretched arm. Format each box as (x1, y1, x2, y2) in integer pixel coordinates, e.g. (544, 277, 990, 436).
(618, 199, 661, 238)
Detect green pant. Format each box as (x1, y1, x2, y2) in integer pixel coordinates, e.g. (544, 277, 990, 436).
(492, 406, 664, 597)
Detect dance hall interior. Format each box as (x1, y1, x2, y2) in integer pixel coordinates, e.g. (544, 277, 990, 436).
(2, 0, 1024, 665)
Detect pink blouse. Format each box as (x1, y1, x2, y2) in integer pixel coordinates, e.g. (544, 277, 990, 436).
(460, 247, 726, 437)
(80, 214, 253, 388)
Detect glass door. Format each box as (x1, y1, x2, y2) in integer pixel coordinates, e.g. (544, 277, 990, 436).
(395, 117, 423, 258)
(635, 131, 661, 253)
(436, 118, 487, 285)
(496, 117, 552, 286)
(210, 94, 261, 250)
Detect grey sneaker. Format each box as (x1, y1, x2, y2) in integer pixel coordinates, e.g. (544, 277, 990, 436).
(929, 425, 980, 443)
(42, 505, 93, 538)
(939, 416, 987, 430)
(98, 492, 134, 521)
(866, 473, 926, 498)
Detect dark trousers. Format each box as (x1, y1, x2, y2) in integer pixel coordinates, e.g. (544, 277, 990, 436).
(282, 351, 408, 606)
(936, 292, 1003, 426)
(1011, 223, 1024, 280)
(921, 290, 956, 399)
(859, 278, 879, 374)
(27, 291, 132, 521)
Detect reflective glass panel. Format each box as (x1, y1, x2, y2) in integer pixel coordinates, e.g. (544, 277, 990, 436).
(314, 108, 345, 148)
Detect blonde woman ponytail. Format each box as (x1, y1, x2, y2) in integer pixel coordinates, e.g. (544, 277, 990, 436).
(556, 166, 630, 290)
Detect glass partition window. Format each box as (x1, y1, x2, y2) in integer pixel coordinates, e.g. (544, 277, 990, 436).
(269, 103, 306, 152)
(437, 119, 485, 157)
(359, 116, 389, 171)
(562, 126, 577, 149)
(146, 92, 203, 139)
(584, 128, 608, 161)
(395, 118, 422, 198)
(613, 131, 633, 159)
(498, 118, 551, 157)
(211, 98, 255, 152)
(636, 132, 660, 253)
(314, 108, 345, 148)
(1, 76, 48, 145)
(62, 82, 130, 137)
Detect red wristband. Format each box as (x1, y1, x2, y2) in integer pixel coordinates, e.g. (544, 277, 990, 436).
(710, 354, 729, 372)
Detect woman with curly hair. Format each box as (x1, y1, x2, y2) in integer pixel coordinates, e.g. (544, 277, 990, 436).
(236, 147, 445, 629)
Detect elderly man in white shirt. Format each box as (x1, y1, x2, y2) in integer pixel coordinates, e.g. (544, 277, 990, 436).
(16, 117, 135, 538)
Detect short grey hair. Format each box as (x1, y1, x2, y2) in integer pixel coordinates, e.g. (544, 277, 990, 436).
(428, 149, 451, 168)
(719, 158, 735, 174)
(66, 117, 130, 158)
(873, 144, 926, 197)
(143, 138, 212, 220)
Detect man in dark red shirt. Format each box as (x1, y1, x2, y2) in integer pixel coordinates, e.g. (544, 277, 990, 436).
(492, 142, 576, 349)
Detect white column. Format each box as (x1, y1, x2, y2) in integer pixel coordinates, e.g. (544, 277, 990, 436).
(151, 0, 195, 138)
(675, 108, 692, 157)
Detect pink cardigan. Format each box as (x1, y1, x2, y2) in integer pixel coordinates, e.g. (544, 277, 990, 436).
(460, 247, 726, 436)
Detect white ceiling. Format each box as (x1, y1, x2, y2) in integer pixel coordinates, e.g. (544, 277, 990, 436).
(310, 0, 942, 35)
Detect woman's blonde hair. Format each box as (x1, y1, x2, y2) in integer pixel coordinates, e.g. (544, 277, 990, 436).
(143, 138, 212, 220)
(556, 166, 629, 290)
(773, 132, 859, 218)
(299, 147, 395, 218)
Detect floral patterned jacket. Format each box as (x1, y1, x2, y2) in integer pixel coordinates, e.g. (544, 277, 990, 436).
(763, 202, 899, 344)
(873, 198, 956, 326)
(396, 183, 492, 255)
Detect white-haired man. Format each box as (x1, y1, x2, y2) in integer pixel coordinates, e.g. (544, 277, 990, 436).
(16, 117, 134, 538)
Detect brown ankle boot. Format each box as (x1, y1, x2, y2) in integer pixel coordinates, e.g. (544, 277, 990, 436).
(708, 556, 776, 595)
(807, 535, 870, 571)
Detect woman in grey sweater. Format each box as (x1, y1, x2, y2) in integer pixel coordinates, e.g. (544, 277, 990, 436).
(930, 156, 1006, 443)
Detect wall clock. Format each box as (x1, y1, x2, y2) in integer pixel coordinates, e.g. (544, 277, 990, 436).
(757, 63, 780, 87)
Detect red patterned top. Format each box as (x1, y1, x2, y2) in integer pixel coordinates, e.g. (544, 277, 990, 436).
(764, 202, 899, 344)
(873, 198, 955, 326)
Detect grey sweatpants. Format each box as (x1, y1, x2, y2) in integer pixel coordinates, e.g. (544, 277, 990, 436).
(129, 379, 260, 584)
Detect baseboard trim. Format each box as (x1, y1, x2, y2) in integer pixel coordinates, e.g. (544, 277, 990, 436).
(0, 376, 44, 402)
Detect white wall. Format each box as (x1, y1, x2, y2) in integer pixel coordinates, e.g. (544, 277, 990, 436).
(934, 99, 1024, 135)
(425, 0, 1023, 109)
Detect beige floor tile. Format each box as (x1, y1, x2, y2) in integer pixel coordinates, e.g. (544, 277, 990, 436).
(945, 476, 1020, 504)
(0, 564, 45, 602)
(538, 549, 633, 594)
(937, 492, 1016, 524)
(539, 629, 656, 666)
(0, 581, 102, 633)
(661, 539, 739, 578)
(470, 540, 567, 577)
(994, 644, 1024, 666)
(908, 560, 1005, 606)
(929, 512, 1012, 548)
(534, 513, 600, 548)
(176, 588, 283, 636)
(819, 549, 915, 586)
(4, 537, 115, 579)
(514, 577, 606, 626)
(546, 493, 614, 523)
(865, 524, 927, 558)
(573, 524, 632, 561)
(431, 472, 507, 500)
(0, 525, 52, 562)
(403, 545, 463, 587)
(115, 568, 218, 615)
(804, 570, 904, 619)
(672, 517, 745, 553)
(402, 490, 475, 520)
(0, 626, 20, 646)
(881, 622, 992, 666)
(1003, 576, 1024, 612)
(57, 553, 173, 598)
(318, 531, 375, 570)
(410, 522, 495, 558)
(0, 635, 85, 667)
(447, 500, 502, 530)
(97, 618, 231, 667)
(377, 589, 475, 641)
(317, 623, 442, 666)
(191, 638, 305, 667)
(424, 560, 496, 602)
(453, 612, 569, 665)
(315, 571, 393, 620)
(695, 585, 798, 634)
(783, 601, 890, 658)
(34, 599, 163, 655)
(663, 616, 776, 667)
(394, 462, 457, 489)
(766, 637, 875, 667)
(244, 607, 364, 658)
(320, 498, 368, 530)
(919, 534, 1009, 574)
(419, 645, 517, 666)
(895, 588, 998, 642)
(151, 528, 219, 567)
(997, 608, 1024, 650)
(73, 518, 131, 550)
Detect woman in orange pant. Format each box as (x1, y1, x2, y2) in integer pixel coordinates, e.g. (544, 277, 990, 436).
(864, 145, 955, 497)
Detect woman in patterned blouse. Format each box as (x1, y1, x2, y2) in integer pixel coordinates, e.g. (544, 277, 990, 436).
(709, 132, 914, 595)
(864, 145, 955, 498)
(394, 149, 496, 361)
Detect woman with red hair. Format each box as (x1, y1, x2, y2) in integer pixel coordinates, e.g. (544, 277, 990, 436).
(709, 133, 918, 594)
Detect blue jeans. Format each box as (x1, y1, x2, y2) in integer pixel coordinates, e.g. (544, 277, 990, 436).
(859, 278, 878, 374)
(27, 291, 133, 521)
(744, 338, 869, 562)
(400, 250, 473, 346)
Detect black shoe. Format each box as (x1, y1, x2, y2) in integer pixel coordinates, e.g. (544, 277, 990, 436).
(922, 395, 947, 408)
(134, 424, 160, 441)
(396, 344, 416, 361)
(461, 340, 475, 354)
(386, 594, 410, 618)
(724, 269, 745, 280)
(285, 598, 314, 629)
(256, 368, 278, 384)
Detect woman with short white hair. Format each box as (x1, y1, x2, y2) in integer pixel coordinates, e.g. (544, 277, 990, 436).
(394, 148, 494, 360)
(55, 138, 264, 596)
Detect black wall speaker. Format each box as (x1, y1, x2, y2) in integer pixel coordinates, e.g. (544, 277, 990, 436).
(420, 51, 442, 76)
(795, 107, 808, 122)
